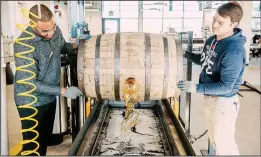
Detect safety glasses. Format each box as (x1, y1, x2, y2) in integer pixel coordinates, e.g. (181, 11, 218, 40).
(35, 24, 57, 35)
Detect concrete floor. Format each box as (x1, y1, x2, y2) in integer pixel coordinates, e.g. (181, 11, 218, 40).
(5, 58, 261, 155)
(46, 135, 72, 155)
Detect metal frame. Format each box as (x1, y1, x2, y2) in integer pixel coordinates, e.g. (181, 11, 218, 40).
(1, 61, 9, 156)
(69, 100, 196, 156)
(177, 31, 193, 135)
(200, 139, 216, 156)
(1, 3, 17, 152)
(67, 54, 82, 141)
(68, 100, 103, 155)
(162, 99, 196, 156)
(238, 81, 261, 97)
(1, 35, 15, 155)
(178, 31, 215, 156)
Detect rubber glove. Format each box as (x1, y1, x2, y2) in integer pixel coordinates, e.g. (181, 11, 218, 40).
(64, 86, 83, 99)
(177, 80, 198, 93)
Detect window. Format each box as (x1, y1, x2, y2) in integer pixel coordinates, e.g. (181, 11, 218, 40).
(163, 1, 183, 11)
(120, 1, 139, 6)
(143, 10, 163, 18)
(163, 19, 183, 33)
(252, 1, 261, 35)
(120, 1, 138, 18)
(100, 0, 205, 35)
(142, 1, 163, 18)
(103, 1, 119, 6)
(163, 10, 183, 18)
(212, 1, 228, 9)
(120, 6, 138, 18)
(120, 19, 138, 32)
(102, 6, 120, 18)
(253, 1, 261, 10)
(252, 10, 260, 17)
(104, 20, 119, 34)
(252, 18, 260, 30)
(102, 1, 139, 18)
(184, 1, 200, 11)
(183, 1, 203, 18)
(142, 1, 164, 5)
(184, 11, 203, 18)
(102, 0, 139, 33)
(162, 1, 203, 35)
(142, 4, 163, 18)
(143, 19, 163, 34)
(183, 19, 203, 38)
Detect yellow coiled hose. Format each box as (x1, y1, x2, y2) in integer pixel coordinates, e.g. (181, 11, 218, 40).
(15, 8, 41, 156)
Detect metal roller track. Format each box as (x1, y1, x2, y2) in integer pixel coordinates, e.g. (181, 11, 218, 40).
(69, 100, 195, 156)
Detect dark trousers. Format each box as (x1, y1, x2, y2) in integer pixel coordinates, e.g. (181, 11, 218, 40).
(17, 100, 56, 156)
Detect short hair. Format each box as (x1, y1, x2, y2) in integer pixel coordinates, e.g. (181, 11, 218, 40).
(29, 4, 53, 23)
(217, 2, 243, 23)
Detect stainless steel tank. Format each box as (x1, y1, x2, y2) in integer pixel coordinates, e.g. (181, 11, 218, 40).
(78, 96, 86, 129)
(49, 60, 70, 145)
(78, 96, 95, 129)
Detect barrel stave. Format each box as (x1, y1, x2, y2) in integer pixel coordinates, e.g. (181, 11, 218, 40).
(78, 32, 183, 101)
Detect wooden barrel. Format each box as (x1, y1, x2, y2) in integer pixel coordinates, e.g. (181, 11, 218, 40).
(77, 32, 183, 101)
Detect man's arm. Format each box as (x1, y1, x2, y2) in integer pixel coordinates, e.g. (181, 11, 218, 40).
(61, 42, 76, 54)
(14, 41, 62, 96)
(196, 49, 244, 95)
(183, 37, 211, 65)
(183, 51, 201, 65)
(60, 35, 77, 55)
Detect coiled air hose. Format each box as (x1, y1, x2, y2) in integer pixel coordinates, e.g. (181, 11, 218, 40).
(15, 7, 41, 156)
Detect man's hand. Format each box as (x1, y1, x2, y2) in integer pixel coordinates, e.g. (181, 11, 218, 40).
(62, 86, 83, 99)
(61, 87, 67, 96)
(177, 80, 198, 93)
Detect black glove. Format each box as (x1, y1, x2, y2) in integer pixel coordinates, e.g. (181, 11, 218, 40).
(183, 51, 192, 59)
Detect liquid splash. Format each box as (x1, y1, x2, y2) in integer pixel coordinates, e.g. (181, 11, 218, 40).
(120, 77, 141, 145)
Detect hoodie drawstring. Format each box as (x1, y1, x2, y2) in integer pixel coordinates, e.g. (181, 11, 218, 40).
(210, 38, 217, 56)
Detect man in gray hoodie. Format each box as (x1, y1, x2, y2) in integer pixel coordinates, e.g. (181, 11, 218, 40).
(178, 2, 246, 155)
(14, 4, 82, 155)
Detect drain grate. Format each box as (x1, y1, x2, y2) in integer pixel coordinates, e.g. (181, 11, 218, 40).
(93, 108, 168, 156)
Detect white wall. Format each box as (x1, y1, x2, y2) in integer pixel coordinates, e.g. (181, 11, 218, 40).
(1, 1, 16, 37)
(1, 1, 69, 40)
(30, 1, 70, 41)
(85, 11, 102, 35)
(40, 1, 52, 9)
(202, 9, 214, 39)
(238, 1, 253, 65)
(52, 1, 69, 41)
(1, 1, 37, 153)
(1, 1, 37, 39)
